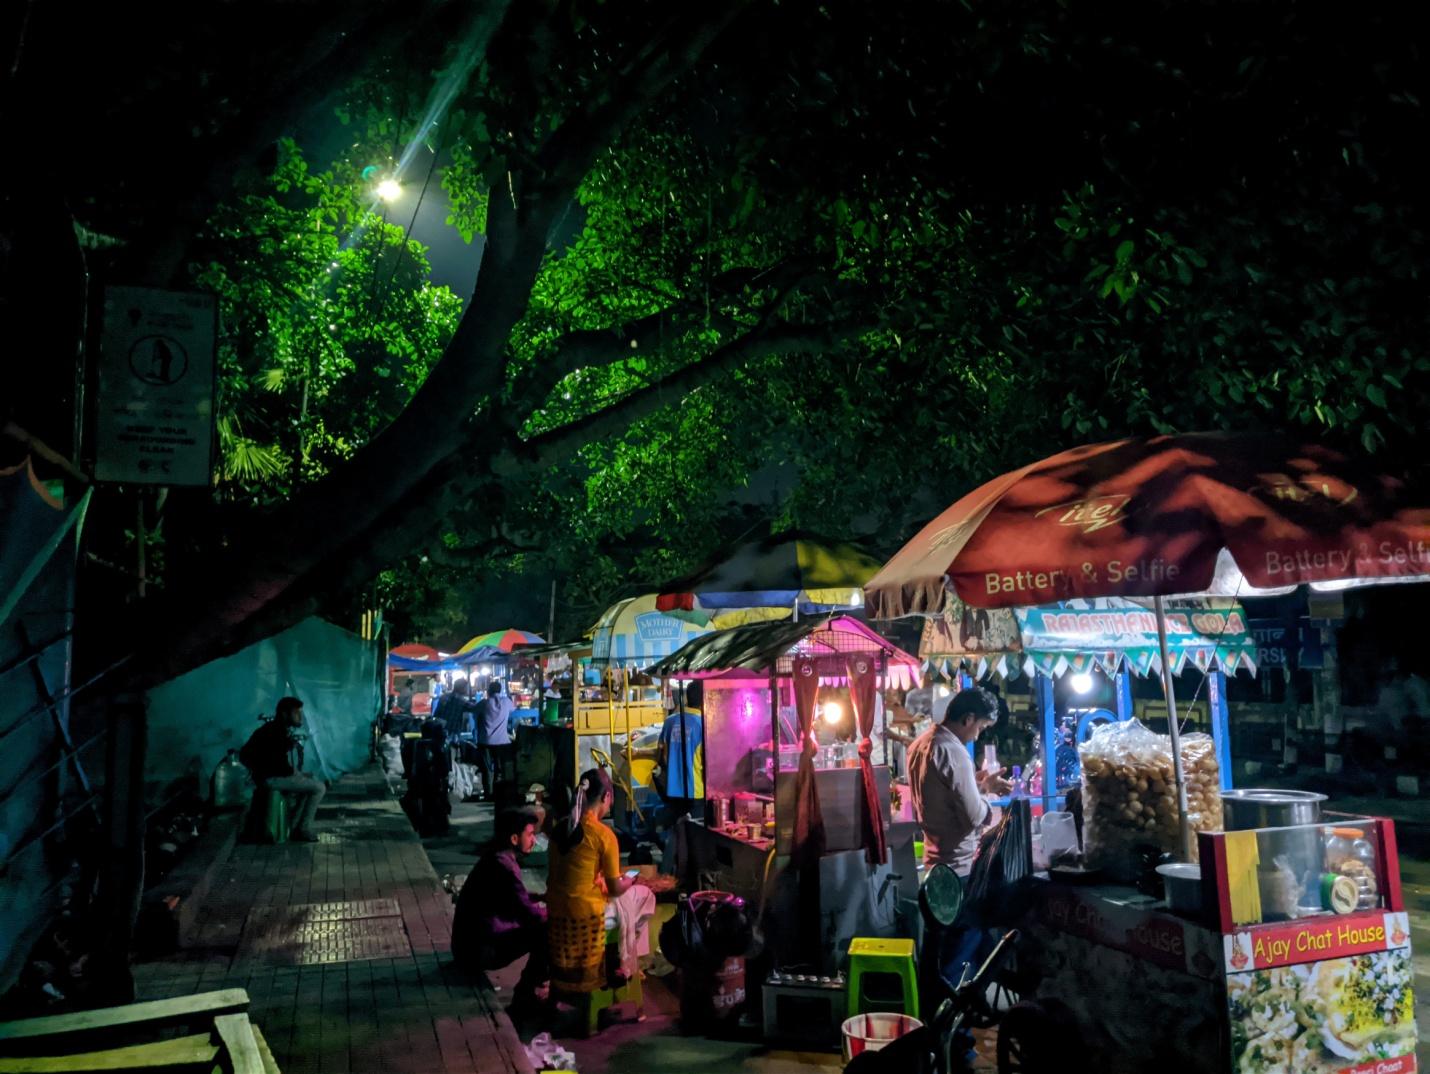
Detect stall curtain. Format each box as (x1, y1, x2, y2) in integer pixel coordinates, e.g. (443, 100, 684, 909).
(790, 657, 826, 865)
(846, 654, 887, 865)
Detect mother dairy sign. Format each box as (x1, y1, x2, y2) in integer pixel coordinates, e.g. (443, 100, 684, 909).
(1014, 598, 1259, 677)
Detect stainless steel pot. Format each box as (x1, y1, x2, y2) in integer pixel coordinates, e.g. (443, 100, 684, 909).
(1221, 789, 1327, 919)
(1220, 788, 1326, 830)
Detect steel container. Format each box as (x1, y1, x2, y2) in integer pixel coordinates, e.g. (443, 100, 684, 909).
(1220, 788, 1326, 831)
(1221, 789, 1327, 918)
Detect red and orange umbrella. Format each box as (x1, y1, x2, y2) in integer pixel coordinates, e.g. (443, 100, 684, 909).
(867, 431, 1430, 859)
(867, 431, 1430, 619)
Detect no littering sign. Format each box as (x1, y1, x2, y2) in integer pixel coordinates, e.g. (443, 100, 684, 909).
(95, 286, 217, 486)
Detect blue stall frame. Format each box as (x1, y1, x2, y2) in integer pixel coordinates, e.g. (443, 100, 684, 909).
(973, 665, 1234, 812)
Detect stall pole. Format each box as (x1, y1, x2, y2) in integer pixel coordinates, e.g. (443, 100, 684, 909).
(879, 654, 888, 772)
(622, 666, 640, 819)
(1209, 669, 1232, 790)
(1039, 672, 1056, 811)
(769, 669, 780, 781)
(1153, 595, 1194, 861)
(1115, 669, 1133, 723)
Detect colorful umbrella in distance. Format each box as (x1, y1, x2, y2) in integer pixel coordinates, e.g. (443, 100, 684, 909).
(455, 628, 545, 655)
(656, 530, 883, 612)
(389, 643, 441, 662)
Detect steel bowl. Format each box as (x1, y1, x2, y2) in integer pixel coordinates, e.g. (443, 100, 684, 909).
(1220, 788, 1326, 831)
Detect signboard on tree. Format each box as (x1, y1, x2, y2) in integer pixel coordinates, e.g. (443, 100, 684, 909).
(95, 286, 216, 486)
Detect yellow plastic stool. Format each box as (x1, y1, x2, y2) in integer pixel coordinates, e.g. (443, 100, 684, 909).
(847, 937, 918, 1017)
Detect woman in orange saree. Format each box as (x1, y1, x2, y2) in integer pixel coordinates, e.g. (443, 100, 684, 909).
(546, 768, 641, 993)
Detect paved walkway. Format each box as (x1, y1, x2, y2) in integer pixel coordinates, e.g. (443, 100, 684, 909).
(132, 768, 533, 1074)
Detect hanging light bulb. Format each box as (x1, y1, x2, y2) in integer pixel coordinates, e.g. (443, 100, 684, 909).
(1070, 672, 1095, 695)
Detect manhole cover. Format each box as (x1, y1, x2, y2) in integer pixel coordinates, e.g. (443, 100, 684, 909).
(238, 899, 410, 965)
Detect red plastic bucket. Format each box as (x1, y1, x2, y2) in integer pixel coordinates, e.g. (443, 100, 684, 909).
(841, 1012, 922, 1063)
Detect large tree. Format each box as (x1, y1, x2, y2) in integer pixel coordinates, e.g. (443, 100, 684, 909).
(5, 1, 1428, 675)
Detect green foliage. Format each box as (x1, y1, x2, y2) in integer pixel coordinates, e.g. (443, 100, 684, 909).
(168, 3, 1430, 642)
(198, 138, 463, 501)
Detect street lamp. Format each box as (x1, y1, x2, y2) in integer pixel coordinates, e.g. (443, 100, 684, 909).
(376, 179, 402, 202)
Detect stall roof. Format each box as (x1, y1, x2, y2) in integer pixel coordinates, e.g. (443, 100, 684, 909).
(388, 653, 462, 673)
(514, 640, 591, 659)
(648, 615, 920, 687)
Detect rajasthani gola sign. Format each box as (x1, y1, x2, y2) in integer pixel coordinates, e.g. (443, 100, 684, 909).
(1014, 598, 1260, 677)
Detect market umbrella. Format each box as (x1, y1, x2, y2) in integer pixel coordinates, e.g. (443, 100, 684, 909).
(589, 595, 715, 666)
(656, 530, 883, 613)
(389, 643, 441, 662)
(454, 628, 545, 656)
(866, 431, 1430, 856)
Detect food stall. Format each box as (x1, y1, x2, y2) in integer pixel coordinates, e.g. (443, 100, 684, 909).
(582, 596, 711, 788)
(915, 595, 1259, 813)
(647, 615, 923, 971)
(1006, 788, 1416, 1074)
(511, 598, 713, 809)
(386, 643, 459, 715)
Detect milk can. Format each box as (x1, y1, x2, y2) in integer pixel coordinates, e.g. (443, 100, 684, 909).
(210, 749, 252, 810)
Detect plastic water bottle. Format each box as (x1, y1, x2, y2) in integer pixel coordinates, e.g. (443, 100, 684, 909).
(1009, 764, 1025, 799)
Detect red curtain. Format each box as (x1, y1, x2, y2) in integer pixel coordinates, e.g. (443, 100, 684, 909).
(847, 654, 887, 865)
(790, 657, 826, 866)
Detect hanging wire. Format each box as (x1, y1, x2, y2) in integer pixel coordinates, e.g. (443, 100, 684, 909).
(380, 114, 451, 303)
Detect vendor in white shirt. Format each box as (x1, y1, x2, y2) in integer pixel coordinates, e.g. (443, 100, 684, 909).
(907, 685, 1011, 876)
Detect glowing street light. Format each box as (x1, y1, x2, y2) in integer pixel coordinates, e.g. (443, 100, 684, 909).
(376, 179, 402, 202)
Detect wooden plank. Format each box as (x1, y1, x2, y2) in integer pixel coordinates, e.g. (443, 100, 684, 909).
(0, 1032, 217, 1071)
(212, 1014, 264, 1074)
(247, 1025, 280, 1074)
(0, 990, 250, 1048)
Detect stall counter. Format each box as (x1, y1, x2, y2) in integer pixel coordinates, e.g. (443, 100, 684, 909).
(1016, 816, 1417, 1074)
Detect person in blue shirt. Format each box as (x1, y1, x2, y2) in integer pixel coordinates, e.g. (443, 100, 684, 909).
(477, 679, 516, 798)
(658, 679, 706, 818)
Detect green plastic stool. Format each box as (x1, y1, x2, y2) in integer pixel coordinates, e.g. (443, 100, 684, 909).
(560, 926, 644, 1038)
(242, 785, 291, 844)
(847, 936, 918, 1018)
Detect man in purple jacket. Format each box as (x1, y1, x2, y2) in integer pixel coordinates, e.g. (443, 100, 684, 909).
(452, 807, 548, 1009)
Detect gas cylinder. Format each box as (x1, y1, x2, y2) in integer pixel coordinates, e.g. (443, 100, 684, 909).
(210, 749, 252, 810)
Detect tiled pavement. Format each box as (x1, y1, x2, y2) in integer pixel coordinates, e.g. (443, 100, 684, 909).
(132, 768, 533, 1074)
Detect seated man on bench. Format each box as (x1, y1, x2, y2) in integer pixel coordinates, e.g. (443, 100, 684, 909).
(239, 696, 326, 843)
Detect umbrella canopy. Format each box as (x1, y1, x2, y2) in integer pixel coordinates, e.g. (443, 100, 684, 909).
(657, 531, 883, 611)
(589, 595, 715, 666)
(390, 643, 441, 662)
(866, 431, 1430, 619)
(648, 614, 921, 688)
(455, 628, 545, 655)
(867, 430, 1430, 862)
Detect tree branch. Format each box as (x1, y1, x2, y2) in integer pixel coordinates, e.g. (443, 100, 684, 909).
(494, 316, 871, 478)
(515, 256, 827, 408)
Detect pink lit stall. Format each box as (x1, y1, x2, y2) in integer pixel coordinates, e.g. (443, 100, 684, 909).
(648, 615, 923, 971)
